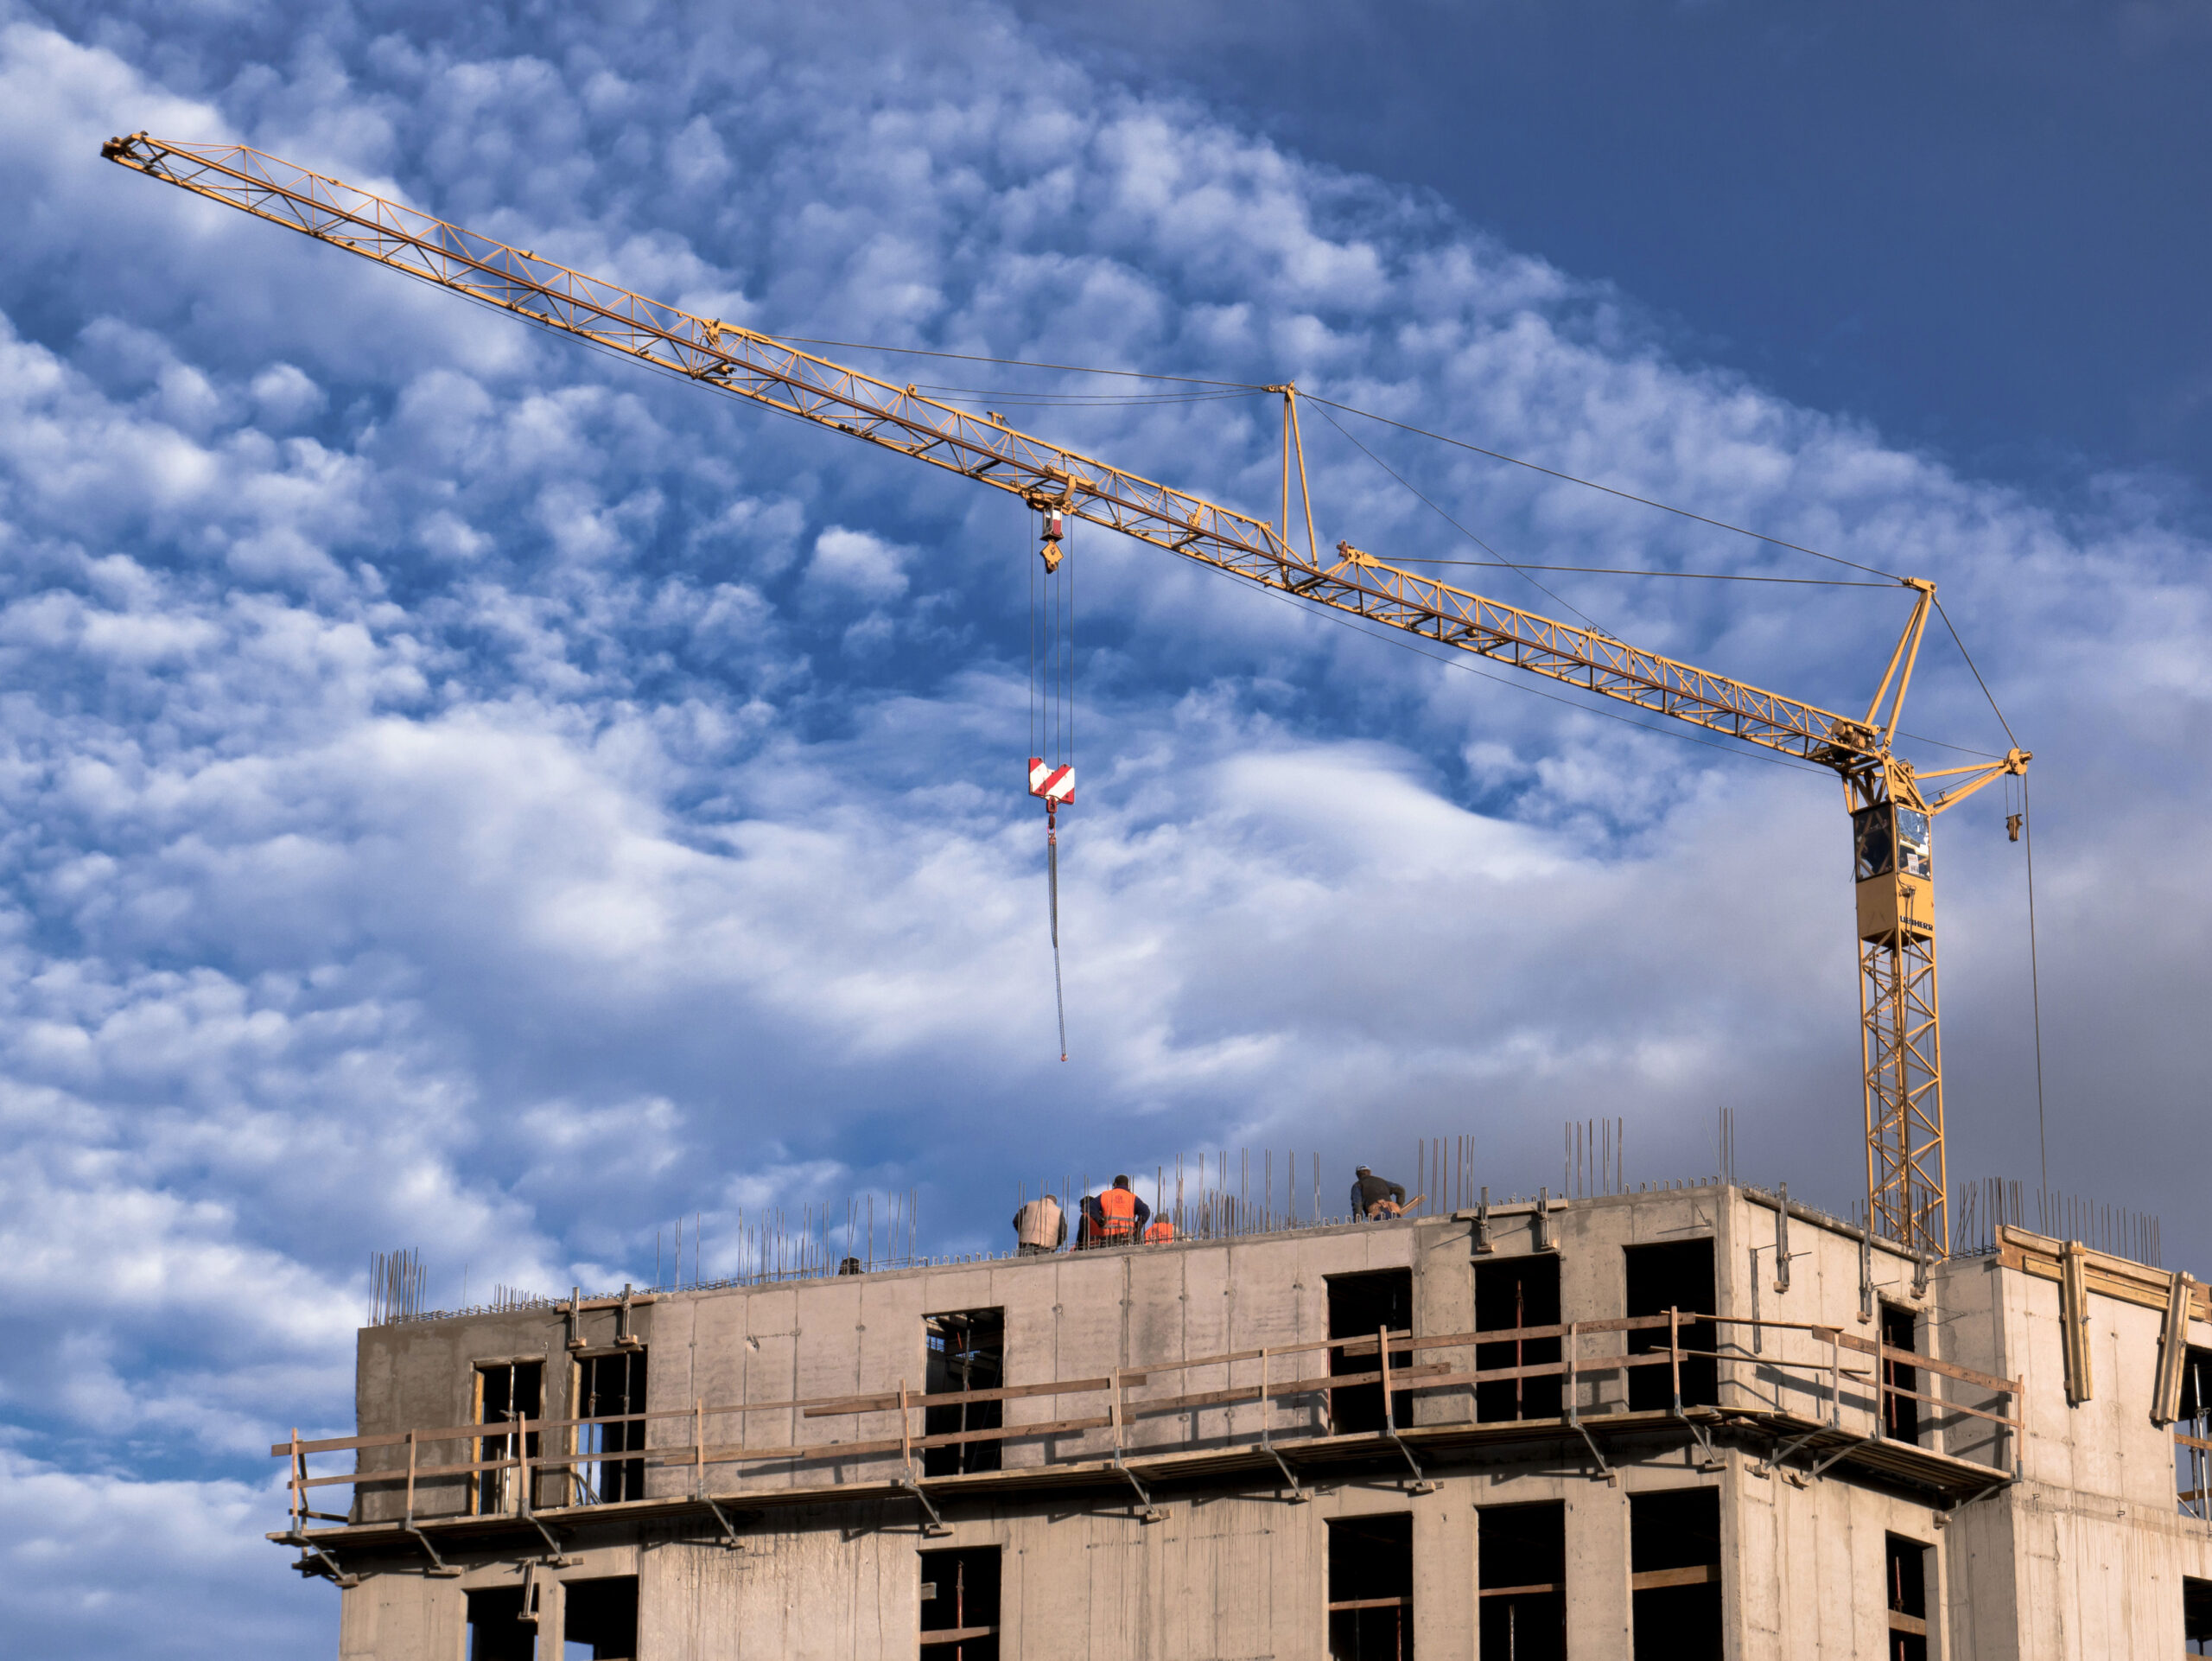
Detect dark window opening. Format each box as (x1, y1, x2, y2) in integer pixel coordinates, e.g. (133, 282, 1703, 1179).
(923, 1310, 1005, 1477)
(562, 1575, 636, 1661)
(467, 1586, 534, 1661)
(1880, 1305, 1921, 1444)
(1885, 1535, 1929, 1661)
(1478, 1500, 1565, 1661)
(1476, 1257, 1562, 1423)
(1329, 1270, 1414, 1435)
(1630, 1487, 1720, 1660)
(2176, 1349, 2212, 1518)
(1328, 1512, 1414, 1661)
(2187, 1575, 2212, 1655)
(1626, 1241, 1716, 1411)
(575, 1351, 648, 1504)
(919, 1545, 1000, 1661)
(475, 1359, 543, 1516)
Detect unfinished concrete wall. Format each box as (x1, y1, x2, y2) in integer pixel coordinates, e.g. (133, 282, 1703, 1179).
(353, 1302, 652, 1523)
(325, 1186, 2212, 1661)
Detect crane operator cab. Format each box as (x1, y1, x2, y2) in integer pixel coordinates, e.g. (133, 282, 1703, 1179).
(1852, 802, 1933, 943)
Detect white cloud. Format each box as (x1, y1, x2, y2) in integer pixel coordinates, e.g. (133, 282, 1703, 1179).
(0, 6, 2202, 1655)
(807, 525, 912, 601)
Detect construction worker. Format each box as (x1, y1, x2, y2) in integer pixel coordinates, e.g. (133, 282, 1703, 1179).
(1012, 1193, 1066, 1257)
(1351, 1165, 1408, 1220)
(1081, 1175, 1151, 1247)
(1143, 1213, 1175, 1244)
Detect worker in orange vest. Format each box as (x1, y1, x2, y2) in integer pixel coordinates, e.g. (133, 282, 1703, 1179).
(1143, 1214, 1175, 1244)
(1081, 1175, 1150, 1247)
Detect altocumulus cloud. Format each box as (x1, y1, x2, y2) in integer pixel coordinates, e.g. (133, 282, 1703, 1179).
(0, 0, 2206, 1652)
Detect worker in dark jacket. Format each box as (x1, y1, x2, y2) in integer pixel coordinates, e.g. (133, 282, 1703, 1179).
(1080, 1175, 1152, 1247)
(1351, 1166, 1408, 1220)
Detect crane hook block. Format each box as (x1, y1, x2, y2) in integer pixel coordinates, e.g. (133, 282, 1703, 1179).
(1039, 509, 1066, 572)
(1028, 758, 1075, 805)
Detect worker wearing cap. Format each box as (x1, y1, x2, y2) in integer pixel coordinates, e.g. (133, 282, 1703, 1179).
(1011, 1193, 1066, 1257)
(1351, 1166, 1408, 1221)
(1143, 1213, 1176, 1244)
(1082, 1175, 1151, 1247)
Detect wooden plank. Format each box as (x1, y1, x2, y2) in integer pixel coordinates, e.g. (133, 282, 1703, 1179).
(1888, 1612, 1929, 1637)
(804, 1372, 1141, 1419)
(1877, 1381, 2023, 1429)
(1478, 1582, 1564, 1598)
(1865, 1341, 2020, 1398)
(338, 1414, 1126, 1486)
(1130, 1362, 1452, 1417)
(1326, 1597, 1411, 1612)
(919, 1626, 998, 1645)
(1630, 1564, 1719, 1590)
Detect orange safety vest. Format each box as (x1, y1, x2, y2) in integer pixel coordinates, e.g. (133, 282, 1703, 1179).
(1144, 1218, 1174, 1244)
(1096, 1187, 1138, 1240)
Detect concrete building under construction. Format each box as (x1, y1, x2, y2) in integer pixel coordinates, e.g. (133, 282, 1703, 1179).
(286, 1181, 2212, 1659)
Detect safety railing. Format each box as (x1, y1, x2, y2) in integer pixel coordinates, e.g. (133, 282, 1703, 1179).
(2179, 1429, 2212, 1520)
(277, 1309, 2021, 1531)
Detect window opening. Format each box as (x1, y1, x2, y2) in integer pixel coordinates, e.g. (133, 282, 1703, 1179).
(2177, 1347, 2212, 1518)
(467, 1585, 535, 1661)
(1328, 1270, 1414, 1435)
(923, 1310, 1006, 1476)
(474, 1359, 543, 1516)
(2187, 1575, 2212, 1656)
(562, 1576, 636, 1661)
(1626, 1241, 1716, 1411)
(1629, 1487, 1720, 1659)
(1878, 1304, 1923, 1443)
(919, 1545, 1001, 1661)
(1478, 1500, 1564, 1661)
(575, 1351, 648, 1504)
(1328, 1512, 1414, 1661)
(1476, 1257, 1562, 1423)
(1885, 1535, 1929, 1661)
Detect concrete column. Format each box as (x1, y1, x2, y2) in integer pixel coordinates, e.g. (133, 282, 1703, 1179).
(1415, 1487, 1476, 1661)
(1564, 1482, 1630, 1658)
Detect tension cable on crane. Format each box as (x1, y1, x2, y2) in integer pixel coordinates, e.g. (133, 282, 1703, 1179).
(1029, 505, 1075, 1060)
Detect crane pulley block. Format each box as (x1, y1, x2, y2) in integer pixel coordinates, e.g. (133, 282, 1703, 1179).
(1028, 758, 1074, 806)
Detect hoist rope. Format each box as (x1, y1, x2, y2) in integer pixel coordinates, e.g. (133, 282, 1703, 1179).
(1049, 828, 1066, 1061)
(2022, 773, 2050, 1212)
(1931, 600, 2045, 1209)
(1033, 504, 1074, 1061)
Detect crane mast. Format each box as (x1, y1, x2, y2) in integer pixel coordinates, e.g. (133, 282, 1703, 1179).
(100, 133, 2029, 1260)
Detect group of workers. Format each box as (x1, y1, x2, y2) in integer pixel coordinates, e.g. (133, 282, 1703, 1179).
(1010, 1164, 1412, 1256)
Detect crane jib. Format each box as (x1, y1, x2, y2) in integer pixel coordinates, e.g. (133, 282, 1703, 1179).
(100, 131, 1882, 771)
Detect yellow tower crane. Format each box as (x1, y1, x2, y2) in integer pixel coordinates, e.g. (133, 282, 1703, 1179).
(99, 133, 2031, 1261)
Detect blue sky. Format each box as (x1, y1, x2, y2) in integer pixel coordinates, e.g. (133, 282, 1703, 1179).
(0, 3, 2206, 1654)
